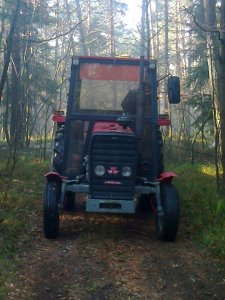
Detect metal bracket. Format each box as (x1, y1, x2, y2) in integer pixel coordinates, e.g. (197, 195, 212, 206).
(58, 179, 163, 215)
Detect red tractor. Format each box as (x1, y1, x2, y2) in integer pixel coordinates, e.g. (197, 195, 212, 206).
(44, 56, 180, 241)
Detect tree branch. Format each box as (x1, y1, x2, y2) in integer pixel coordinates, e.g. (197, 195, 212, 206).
(185, 7, 219, 34)
(21, 17, 88, 44)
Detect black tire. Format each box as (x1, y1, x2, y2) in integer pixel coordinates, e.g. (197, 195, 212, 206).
(43, 180, 60, 239)
(155, 182, 179, 242)
(52, 125, 65, 173)
(64, 192, 76, 212)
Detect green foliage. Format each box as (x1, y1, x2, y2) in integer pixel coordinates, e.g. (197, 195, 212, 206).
(187, 93, 213, 133)
(25, 61, 58, 106)
(171, 162, 225, 258)
(184, 1, 213, 136)
(0, 157, 48, 298)
(186, 60, 209, 90)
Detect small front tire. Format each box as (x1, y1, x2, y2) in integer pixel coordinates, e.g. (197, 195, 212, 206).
(43, 180, 60, 239)
(155, 182, 179, 242)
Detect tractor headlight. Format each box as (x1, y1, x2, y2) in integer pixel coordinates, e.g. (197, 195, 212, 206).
(95, 165, 105, 176)
(122, 166, 132, 177)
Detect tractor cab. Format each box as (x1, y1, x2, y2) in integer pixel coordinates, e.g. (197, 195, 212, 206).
(44, 56, 180, 241)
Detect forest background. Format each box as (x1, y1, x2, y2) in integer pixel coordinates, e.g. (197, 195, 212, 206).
(0, 0, 225, 296)
(1, 0, 225, 180)
(0, 0, 224, 173)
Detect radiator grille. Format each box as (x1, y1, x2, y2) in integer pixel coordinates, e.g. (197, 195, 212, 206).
(90, 134, 137, 199)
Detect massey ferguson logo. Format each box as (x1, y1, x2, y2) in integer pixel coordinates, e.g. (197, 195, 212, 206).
(107, 167, 119, 175)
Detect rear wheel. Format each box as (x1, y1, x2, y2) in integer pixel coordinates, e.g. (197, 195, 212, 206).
(155, 182, 179, 242)
(52, 125, 65, 173)
(43, 180, 60, 239)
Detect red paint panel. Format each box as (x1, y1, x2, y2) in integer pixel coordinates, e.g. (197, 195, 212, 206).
(93, 121, 133, 134)
(45, 172, 67, 180)
(158, 172, 177, 182)
(158, 119, 171, 126)
(80, 63, 140, 81)
(52, 115, 66, 123)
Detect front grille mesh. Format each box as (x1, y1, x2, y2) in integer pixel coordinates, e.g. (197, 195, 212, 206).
(90, 134, 137, 199)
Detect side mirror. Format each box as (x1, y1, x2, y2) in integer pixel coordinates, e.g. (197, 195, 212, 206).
(168, 76, 180, 104)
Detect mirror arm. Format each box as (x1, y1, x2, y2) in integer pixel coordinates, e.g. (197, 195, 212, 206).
(157, 73, 171, 84)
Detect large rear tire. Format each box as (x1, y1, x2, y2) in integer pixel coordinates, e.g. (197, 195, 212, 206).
(155, 182, 179, 242)
(43, 180, 60, 239)
(52, 125, 65, 173)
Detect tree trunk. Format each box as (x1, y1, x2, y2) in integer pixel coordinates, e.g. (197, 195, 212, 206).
(0, 0, 21, 101)
(109, 0, 115, 56)
(140, 0, 146, 56)
(10, 24, 23, 149)
(203, 0, 224, 189)
(146, 0, 151, 59)
(217, 0, 225, 190)
(75, 0, 88, 55)
(163, 0, 169, 135)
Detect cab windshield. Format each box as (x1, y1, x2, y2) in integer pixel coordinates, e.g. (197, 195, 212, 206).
(75, 62, 140, 113)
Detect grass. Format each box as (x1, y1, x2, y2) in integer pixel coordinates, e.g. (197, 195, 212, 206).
(170, 161, 225, 258)
(0, 157, 48, 298)
(0, 152, 225, 296)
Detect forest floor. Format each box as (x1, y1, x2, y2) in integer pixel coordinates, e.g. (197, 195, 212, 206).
(6, 200, 225, 300)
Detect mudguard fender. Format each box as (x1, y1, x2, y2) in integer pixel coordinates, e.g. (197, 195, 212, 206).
(44, 172, 66, 182)
(158, 171, 177, 183)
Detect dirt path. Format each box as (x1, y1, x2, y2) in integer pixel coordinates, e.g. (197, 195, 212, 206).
(7, 209, 225, 300)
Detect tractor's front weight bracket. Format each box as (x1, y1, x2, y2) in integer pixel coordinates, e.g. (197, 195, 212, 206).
(57, 176, 164, 216)
(59, 178, 90, 212)
(140, 180, 164, 217)
(59, 179, 79, 212)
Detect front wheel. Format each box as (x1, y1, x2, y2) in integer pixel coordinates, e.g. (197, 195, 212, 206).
(43, 180, 60, 239)
(155, 183, 179, 242)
